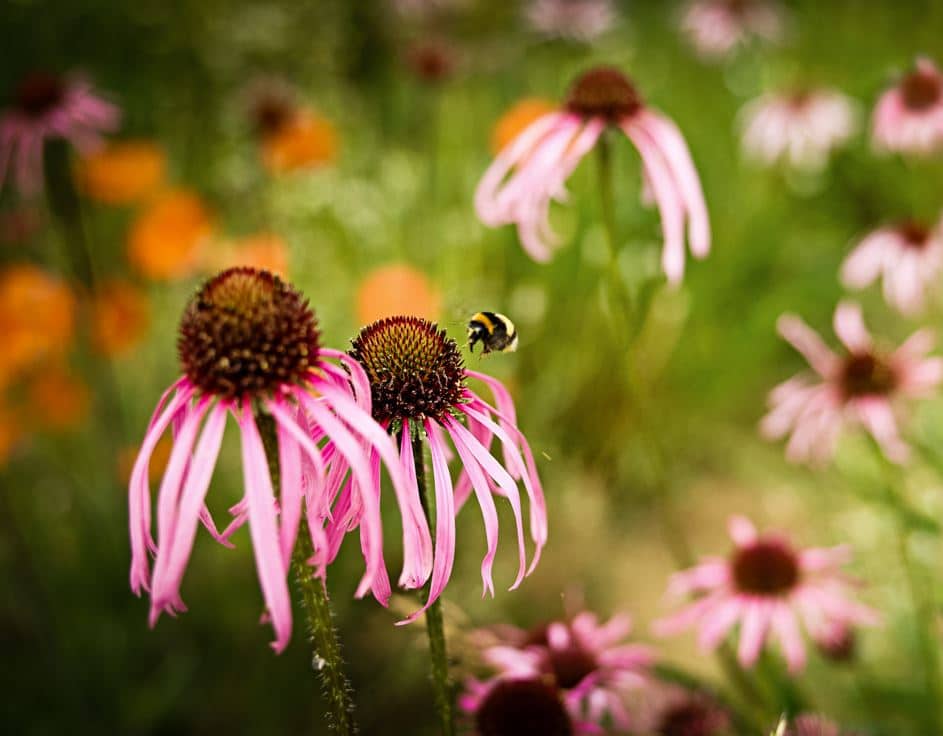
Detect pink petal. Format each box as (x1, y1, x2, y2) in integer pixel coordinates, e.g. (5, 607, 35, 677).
(276, 414, 304, 568)
(771, 604, 806, 673)
(737, 598, 772, 667)
(776, 314, 839, 377)
(833, 301, 872, 354)
(728, 515, 757, 546)
(396, 420, 434, 589)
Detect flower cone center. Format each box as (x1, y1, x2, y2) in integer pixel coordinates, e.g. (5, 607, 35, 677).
(565, 67, 641, 121)
(547, 646, 597, 690)
(476, 679, 574, 736)
(898, 220, 930, 249)
(841, 353, 896, 398)
(178, 267, 319, 398)
(16, 72, 66, 118)
(731, 539, 800, 595)
(901, 70, 941, 111)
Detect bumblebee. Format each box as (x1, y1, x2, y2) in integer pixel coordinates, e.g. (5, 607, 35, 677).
(467, 311, 518, 354)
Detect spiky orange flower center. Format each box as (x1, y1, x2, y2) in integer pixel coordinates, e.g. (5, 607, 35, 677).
(565, 66, 641, 121)
(475, 679, 573, 736)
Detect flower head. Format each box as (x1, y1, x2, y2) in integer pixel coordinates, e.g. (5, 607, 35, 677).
(127, 189, 214, 281)
(740, 89, 858, 170)
(654, 515, 880, 673)
(872, 58, 943, 155)
(680, 0, 784, 59)
(475, 66, 709, 283)
(338, 316, 547, 620)
(77, 140, 166, 205)
(0, 71, 120, 195)
(761, 302, 943, 464)
(463, 611, 653, 732)
(471, 678, 574, 736)
(525, 0, 616, 42)
(128, 267, 411, 652)
(841, 219, 943, 316)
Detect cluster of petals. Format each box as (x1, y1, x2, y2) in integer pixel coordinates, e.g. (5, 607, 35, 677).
(740, 89, 858, 170)
(841, 219, 943, 316)
(525, 0, 616, 42)
(761, 302, 943, 464)
(872, 57, 943, 156)
(462, 612, 654, 733)
(654, 516, 880, 673)
(680, 0, 784, 59)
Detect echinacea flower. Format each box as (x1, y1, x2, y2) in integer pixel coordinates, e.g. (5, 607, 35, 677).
(680, 0, 784, 59)
(872, 57, 943, 155)
(77, 140, 166, 205)
(0, 71, 120, 195)
(128, 267, 411, 652)
(467, 678, 576, 736)
(654, 515, 880, 673)
(740, 89, 858, 170)
(525, 0, 616, 42)
(463, 611, 653, 731)
(127, 189, 214, 281)
(475, 66, 710, 283)
(335, 316, 547, 620)
(841, 219, 943, 316)
(632, 684, 731, 736)
(761, 302, 943, 464)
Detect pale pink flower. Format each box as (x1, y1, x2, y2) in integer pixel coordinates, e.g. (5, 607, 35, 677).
(740, 89, 858, 170)
(475, 66, 710, 284)
(761, 302, 943, 464)
(525, 0, 616, 42)
(680, 0, 784, 59)
(461, 611, 654, 732)
(841, 219, 943, 316)
(128, 268, 411, 653)
(654, 516, 880, 674)
(0, 71, 119, 195)
(333, 316, 547, 622)
(872, 58, 943, 155)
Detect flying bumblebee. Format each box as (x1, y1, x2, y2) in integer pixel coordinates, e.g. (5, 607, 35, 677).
(467, 311, 518, 354)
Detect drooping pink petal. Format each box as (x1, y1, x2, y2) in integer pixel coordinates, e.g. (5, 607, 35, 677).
(833, 301, 872, 354)
(728, 515, 758, 547)
(737, 598, 772, 667)
(276, 414, 304, 568)
(771, 604, 806, 673)
(776, 314, 840, 377)
(396, 421, 434, 589)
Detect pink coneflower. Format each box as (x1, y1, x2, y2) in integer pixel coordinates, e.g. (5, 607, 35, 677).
(740, 89, 858, 170)
(128, 267, 411, 652)
(841, 219, 943, 316)
(468, 678, 577, 736)
(761, 302, 943, 464)
(475, 66, 710, 283)
(633, 685, 731, 736)
(680, 0, 784, 59)
(525, 0, 617, 42)
(872, 57, 943, 155)
(654, 515, 880, 673)
(0, 71, 119, 195)
(331, 316, 546, 620)
(462, 611, 654, 731)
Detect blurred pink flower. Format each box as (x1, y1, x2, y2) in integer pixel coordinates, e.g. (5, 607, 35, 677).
(0, 72, 119, 195)
(740, 89, 858, 170)
(334, 316, 547, 622)
(475, 66, 709, 283)
(632, 684, 731, 736)
(680, 0, 784, 59)
(761, 302, 943, 464)
(872, 57, 943, 155)
(525, 0, 616, 42)
(841, 219, 943, 316)
(467, 678, 576, 736)
(129, 268, 411, 653)
(654, 516, 880, 673)
(462, 611, 654, 732)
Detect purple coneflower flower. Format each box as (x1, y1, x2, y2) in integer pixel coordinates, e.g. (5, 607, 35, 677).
(462, 611, 653, 732)
(1, 71, 119, 195)
(654, 515, 880, 673)
(841, 219, 943, 316)
(740, 89, 858, 170)
(525, 0, 616, 42)
(680, 0, 784, 59)
(873, 57, 943, 155)
(475, 66, 710, 284)
(470, 678, 576, 736)
(128, 267, 410, 652)
(327, 316, 546, 621)
(761, 302, 943, 464)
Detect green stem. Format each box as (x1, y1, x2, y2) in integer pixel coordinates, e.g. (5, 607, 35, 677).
(43, 139, 95, 291)
(257, 411, 358, 735)
(595, 134, 634, 332)
(412, 432, 455, 736)
(715, 643, 772, 730)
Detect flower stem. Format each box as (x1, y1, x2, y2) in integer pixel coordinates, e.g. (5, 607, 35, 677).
(43, 139, 96, 291)
(595, 133, 634, 331)
(257, 411, 358, 735)
(412, 432, 455, 736)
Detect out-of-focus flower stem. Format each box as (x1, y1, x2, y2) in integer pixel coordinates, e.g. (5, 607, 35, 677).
(413, 433, 455, 736)
(43, 139, 96, 292)
(596, 133, 636, 335)
(257, 411, 358, 735)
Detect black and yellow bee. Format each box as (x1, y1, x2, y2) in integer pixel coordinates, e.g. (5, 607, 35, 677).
(467, 311, 518, 354)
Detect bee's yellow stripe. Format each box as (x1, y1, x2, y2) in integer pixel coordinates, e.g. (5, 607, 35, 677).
(471, 312, 495, 333)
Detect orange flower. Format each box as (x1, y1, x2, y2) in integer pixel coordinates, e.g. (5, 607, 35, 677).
(27, 364, 90, 432)
(91, 280, 150, 357)
(205, 233, 289, 278)
(262, 110, 338, 174)
(355, 263, 441, 325)
(127, 189, 214, 281)
(491, 98, 557, 154)
(77, 140, 166, 205)
(0, 264, 75, 387)
(117, 434, 172, 485)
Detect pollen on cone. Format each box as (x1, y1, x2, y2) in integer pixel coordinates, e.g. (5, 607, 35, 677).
(491, 98, 557, 154)
(355, 263, 441, 325)
(261, 110, 338, 174)
(77, 140, 166, 205)
(127, 189, 214, 281)
(91, 280, 150, 357)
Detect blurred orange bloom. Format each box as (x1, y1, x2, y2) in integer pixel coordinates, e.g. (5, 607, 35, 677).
(27, 364, 90, 432)
(0, 400, 21, 468)
(356, 263, 441, 325)
(117, 434, 172, 485)
(0, 264, 75, 387)
(91, 280, 150, 357)
(77, 140, 166, 205)
(127, 189, 214, 281)
(262, 110, 338, 174)
(205, 233, 289, 278)
(491, 98, 557, 154)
